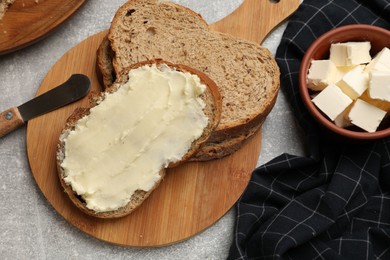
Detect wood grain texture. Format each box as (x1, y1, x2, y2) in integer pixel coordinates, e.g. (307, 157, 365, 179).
(26, 0, 300, 247)
(0, 0, 86, 55)
(210, 0, 300, 43)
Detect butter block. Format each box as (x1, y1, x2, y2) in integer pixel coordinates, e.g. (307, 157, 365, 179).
(337, 65, 369, 99)
(348, 99, 386, 132)
(365, 47, 390, 72)
(369, 71, 390, 102)
(337, 66, 357, 76)
(312, 84, 353, 121)
(334, 103, 353, 128)
(335, 66, 357, 83)
(307, 60, 339, 91)
(330, 42, 371, 66)
(360, 90, 390, 112)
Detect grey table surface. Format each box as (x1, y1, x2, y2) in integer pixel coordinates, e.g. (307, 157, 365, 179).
(0, 1, 305, 259)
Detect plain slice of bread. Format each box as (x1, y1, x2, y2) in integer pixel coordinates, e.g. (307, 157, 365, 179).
(57, 59, 221, 218)
(0, 0, 15, 20)
(107, 0, 280, 145)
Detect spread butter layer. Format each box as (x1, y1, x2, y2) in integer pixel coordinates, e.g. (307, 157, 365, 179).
(60, 64, 208, 212)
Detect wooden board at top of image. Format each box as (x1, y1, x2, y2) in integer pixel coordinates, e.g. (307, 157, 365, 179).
(0, 0, 86, 55)
(26, 0, 300, 247)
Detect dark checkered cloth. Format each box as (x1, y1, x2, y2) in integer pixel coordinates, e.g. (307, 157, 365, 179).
(227, 0, 390, 259)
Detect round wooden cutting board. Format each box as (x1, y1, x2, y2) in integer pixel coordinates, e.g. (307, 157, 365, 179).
(26, 31, 262, 247)
(26, 0, 300, 247)
(0, 0, 86, 55)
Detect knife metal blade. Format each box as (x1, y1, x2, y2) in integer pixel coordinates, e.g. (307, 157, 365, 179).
(0, 74, 90, 138)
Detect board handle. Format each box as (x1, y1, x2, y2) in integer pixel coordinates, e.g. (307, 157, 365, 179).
(210, 0, 300, 43)
(0, 107, 24, 138)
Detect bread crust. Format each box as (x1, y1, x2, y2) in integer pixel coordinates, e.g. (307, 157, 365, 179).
(206, 84, 278, 143)
(96, 35, 116, 89)
(97, 0, 208, 89)
(57, 59, 221, 218)
(190, 119, 263, 161)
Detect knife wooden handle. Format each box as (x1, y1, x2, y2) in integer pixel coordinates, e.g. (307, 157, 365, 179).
(0, 107, 25, 138)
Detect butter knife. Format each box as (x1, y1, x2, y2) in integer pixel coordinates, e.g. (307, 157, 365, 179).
(0, 74, 90, 138)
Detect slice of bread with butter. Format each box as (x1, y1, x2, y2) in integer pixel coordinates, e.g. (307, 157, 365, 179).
(57, 60, 222, 218)
(97, 0, 280, 161)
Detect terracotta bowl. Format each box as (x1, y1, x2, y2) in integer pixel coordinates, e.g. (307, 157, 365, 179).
(299, 24, 390, 140)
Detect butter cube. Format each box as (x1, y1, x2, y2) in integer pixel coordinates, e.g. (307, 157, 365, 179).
(365, 47, 390, 72)
(361, 90, 390, 112)
(337, 65, 369, 99)
(312, 84, 353, 121)
(330, 42, 371, 66)
(369, 71, 390, 102)
(348, 99, 386, 132)
(307, 60, 338, 91)
(334, 104, 353, 128)
(337, 66, 357, 76)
